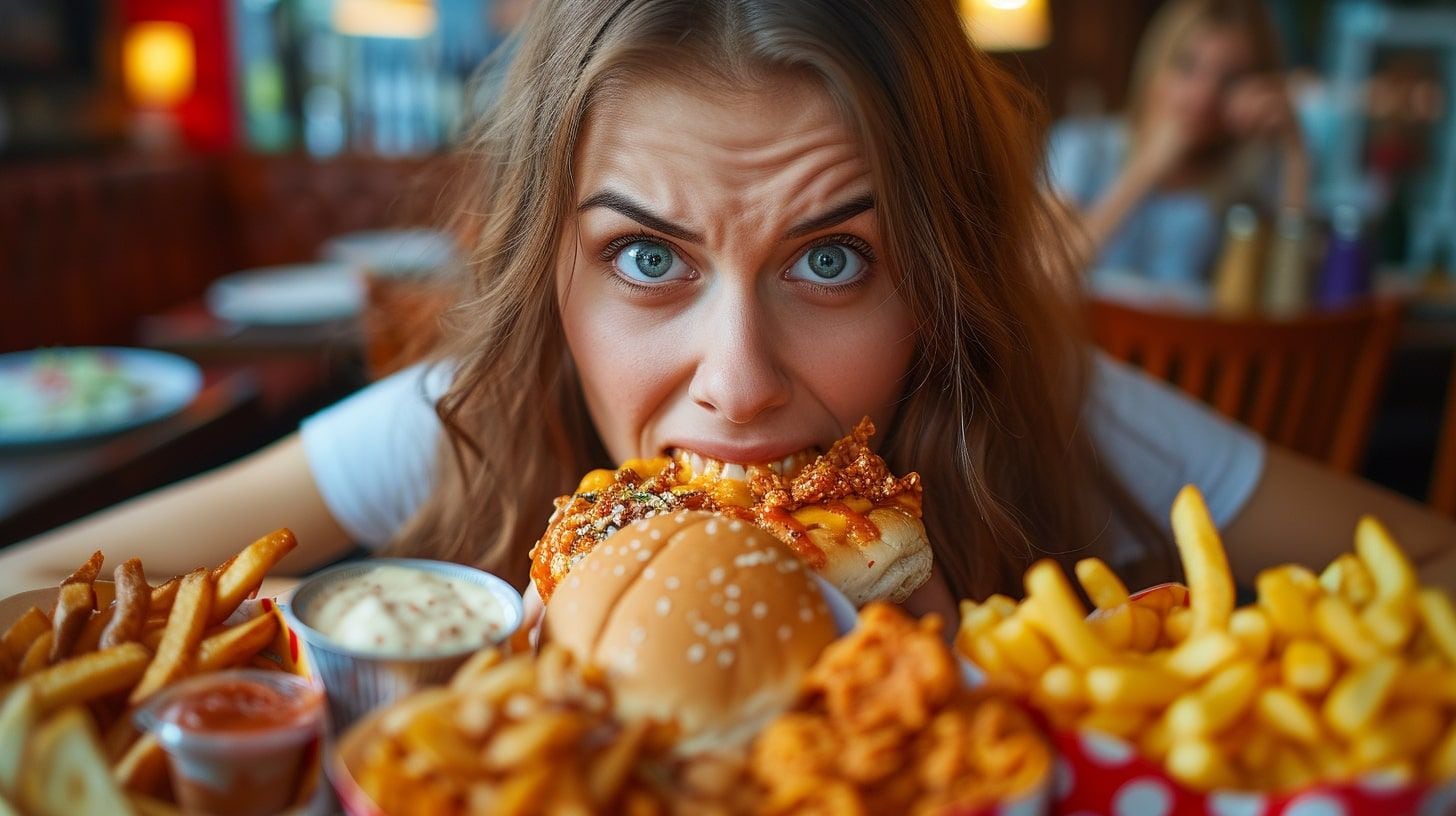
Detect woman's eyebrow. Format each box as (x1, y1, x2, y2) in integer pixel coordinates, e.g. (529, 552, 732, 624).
(577, 191, 704, 243)
(577, 190, 875, 243)
(785, 195, 875, 239)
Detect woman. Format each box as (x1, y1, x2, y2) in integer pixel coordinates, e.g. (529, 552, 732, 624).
(2, 0, 1451, 614)
(1047, 0, 1311, 289)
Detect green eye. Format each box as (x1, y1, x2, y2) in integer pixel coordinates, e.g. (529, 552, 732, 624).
(614, 239, 687, 282)
(807, 245, 847, 279)
(789, 242, 866, 286)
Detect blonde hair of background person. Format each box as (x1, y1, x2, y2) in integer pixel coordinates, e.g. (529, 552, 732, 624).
(2, 0, 1452, 609)
(1057, 0, 1311, 271)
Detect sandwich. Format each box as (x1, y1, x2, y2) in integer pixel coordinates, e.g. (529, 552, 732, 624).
(529, 418, 931, 606)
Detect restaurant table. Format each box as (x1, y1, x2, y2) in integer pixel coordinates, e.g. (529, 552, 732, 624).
(0, 299, 371, 548)
(0, 367, 266, 546)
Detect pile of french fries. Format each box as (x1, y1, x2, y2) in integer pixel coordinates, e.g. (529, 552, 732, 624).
(0, 530, 298, 815)
(957, 485, 1456, 793)
(352, 644, 676, 816)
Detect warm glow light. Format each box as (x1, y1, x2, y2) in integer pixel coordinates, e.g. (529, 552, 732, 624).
(123, 22, 195, 108)
(332, 0, 437, 39)
(961, 0, 1052, 51)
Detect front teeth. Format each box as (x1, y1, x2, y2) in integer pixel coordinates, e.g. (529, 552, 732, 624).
(672, 448, 811, 480)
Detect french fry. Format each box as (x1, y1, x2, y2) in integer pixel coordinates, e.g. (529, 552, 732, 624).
(1354, 516, 1416, 601)
(1361, 598, 1415, 651)
(1353, 705, 1444, 770)
(1282, 639, 1336, 695)
(20, 632, 55, 676)
(1314, 595, 1383, 664)
(129, 569, 212, 706)
(1162, 606, 1193, 646)
(1086, 665, 1184, 708)
(1086, 603, 1135, 651)
(148, 578, 180, 615)
(49, 582, 96, 662)
(1021, 561, 1111, 668)
(1160, 631, 1240, 682)
(1323, 657, 1399, 738)
(3, 608, 51, 658)
(196, 614, 278, 674)
(73, 608, 115, 656)
(28, 644, 151, 714)
(1170, 486, 1234, 635)
(1128, 604, 1163, 652)
(113, 734, 167, 797)
(1033, 662, 1086, 709)
(209, 529, 296, 626)
(1417, 589, 1456, 663)
(61, 552, 104, 587)
(1166, 738, 1239, 791)
(100, 559, 149, 651)
(1255, 687, 1323, 745)
(1075, 558, 1129, 609)
(989, 615, 1055, 677)
(1166, 661, 1260, 738)
(1257, 567, 1312, 638)
(0, 686, 38, 796)
(1228, 608, 1272, 662)
(19, 707, 133, 816)
(1430, 719, 1456, 780)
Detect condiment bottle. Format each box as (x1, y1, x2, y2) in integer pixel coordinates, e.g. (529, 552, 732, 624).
(1263, 206, 1312, 317)
(1212, 204, 1264, 315)
(1316, 204, 1373, 309)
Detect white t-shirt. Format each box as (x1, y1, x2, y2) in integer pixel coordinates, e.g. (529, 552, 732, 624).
(300, 354, 1265, 568)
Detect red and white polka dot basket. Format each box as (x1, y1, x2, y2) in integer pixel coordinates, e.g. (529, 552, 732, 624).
(1041, 584, 1456, 816)
(1049, 727, 1455, 816)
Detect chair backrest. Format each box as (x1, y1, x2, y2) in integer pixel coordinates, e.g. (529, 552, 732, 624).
(1088, 298, 1403, 474)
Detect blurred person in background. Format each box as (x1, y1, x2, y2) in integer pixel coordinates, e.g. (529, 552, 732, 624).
(1046, 0, 1310, 288)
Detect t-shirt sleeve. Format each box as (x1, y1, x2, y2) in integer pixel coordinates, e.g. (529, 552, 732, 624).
(1085, 352, 1267, 561)
(299, 362, 454, 548)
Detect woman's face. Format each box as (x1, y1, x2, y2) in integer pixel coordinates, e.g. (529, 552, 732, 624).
(558, 73, 916, 472)
(1150, 23, 1255, 146)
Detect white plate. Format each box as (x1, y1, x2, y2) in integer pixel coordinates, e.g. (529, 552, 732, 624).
(207, 262, 364, 326)
(0, 347, 202, 448)
(320, 229, 458, 278)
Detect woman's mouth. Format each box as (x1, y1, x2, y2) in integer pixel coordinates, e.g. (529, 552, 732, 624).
(668, 447, 818, 481)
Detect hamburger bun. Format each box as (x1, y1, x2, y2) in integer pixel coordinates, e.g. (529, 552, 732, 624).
(544, 511, 837, 753)
(811, 507, 932, 606)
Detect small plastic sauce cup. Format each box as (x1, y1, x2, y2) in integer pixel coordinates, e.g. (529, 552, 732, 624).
(135, 669, 324, 816)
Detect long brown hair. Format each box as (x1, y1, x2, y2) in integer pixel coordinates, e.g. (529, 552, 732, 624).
(391, 0, 1171, 599)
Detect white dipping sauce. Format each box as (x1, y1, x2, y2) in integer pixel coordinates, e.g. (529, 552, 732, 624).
(307, 565, 506, 656)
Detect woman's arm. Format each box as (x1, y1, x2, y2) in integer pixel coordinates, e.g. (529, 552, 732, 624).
(0, 433, 356, 596)
(1060, 116, 1193, 270)
(1222, 446, 1456, 593)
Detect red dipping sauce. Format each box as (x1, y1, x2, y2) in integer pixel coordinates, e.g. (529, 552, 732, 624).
(135, 670, 324, 816)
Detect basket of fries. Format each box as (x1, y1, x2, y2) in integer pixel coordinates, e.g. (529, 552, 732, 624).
(0, 531, 326, 816)
(332, 603, 1055, 816)
(956, 485, 1456, 816)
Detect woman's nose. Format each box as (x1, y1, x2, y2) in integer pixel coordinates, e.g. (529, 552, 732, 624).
(686, 296, 791, 425)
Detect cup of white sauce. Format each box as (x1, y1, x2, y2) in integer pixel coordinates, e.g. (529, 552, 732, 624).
(282, 559, 523, 732)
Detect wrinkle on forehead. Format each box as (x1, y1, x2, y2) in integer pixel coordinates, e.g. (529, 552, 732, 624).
(574, 73, 872, 248)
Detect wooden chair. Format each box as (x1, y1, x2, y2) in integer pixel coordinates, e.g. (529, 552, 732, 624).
(1088, 298, 1403, 474)
(1427, 359, 1456, 517)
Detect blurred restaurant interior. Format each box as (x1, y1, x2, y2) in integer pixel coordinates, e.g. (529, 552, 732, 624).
(1, 0, 1455, 548)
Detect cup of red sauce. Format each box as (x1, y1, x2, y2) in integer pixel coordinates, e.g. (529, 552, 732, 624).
(134, 669, 324, 816)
